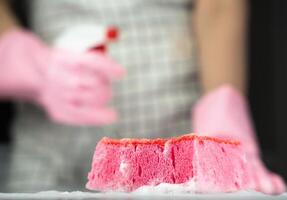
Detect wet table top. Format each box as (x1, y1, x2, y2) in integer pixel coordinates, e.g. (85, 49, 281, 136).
(0, 191, 286, 200)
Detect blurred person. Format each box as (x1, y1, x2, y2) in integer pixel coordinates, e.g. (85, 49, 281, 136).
(0, 0, 285, 193)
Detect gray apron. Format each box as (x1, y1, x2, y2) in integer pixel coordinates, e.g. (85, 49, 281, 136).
(4, 0, 199, 192)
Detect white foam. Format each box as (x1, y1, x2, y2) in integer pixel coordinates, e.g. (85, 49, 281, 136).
(163, 142, 170, 156)
(133, 179, 196, 194)
(119, 161, 128, 174)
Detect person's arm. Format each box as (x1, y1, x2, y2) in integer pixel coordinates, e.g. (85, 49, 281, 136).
(194, 0, 248, 94)
(0, 1, 124, 125)
(0, 0, 18, 34)
(192, 1, 286, 194)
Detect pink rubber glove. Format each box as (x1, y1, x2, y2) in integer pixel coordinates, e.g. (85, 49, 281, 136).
(192, 85, 286, 194)
(0, 29, 124, 125)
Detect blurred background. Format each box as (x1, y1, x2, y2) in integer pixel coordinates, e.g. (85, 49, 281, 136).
(248, 0, 287, 181)
(0, 0, 286, 185)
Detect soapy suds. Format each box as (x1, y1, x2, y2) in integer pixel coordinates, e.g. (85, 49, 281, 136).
(133, 179, 196, 194)
(119, 161, 128, 174)
(163, 142, 170, 156)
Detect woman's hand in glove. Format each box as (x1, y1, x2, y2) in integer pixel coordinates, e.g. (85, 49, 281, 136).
(0, 29, 124, 125)
(192, 85, 286, 194)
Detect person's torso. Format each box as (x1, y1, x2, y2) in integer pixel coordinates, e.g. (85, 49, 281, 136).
(9, 0, 200, 191)
(18, 0, 199, 138)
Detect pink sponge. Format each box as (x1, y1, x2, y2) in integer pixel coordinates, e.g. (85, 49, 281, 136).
(86, 134, 249, 192)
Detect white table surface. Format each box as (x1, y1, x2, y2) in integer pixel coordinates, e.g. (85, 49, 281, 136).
(0, 191, 286, 200)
